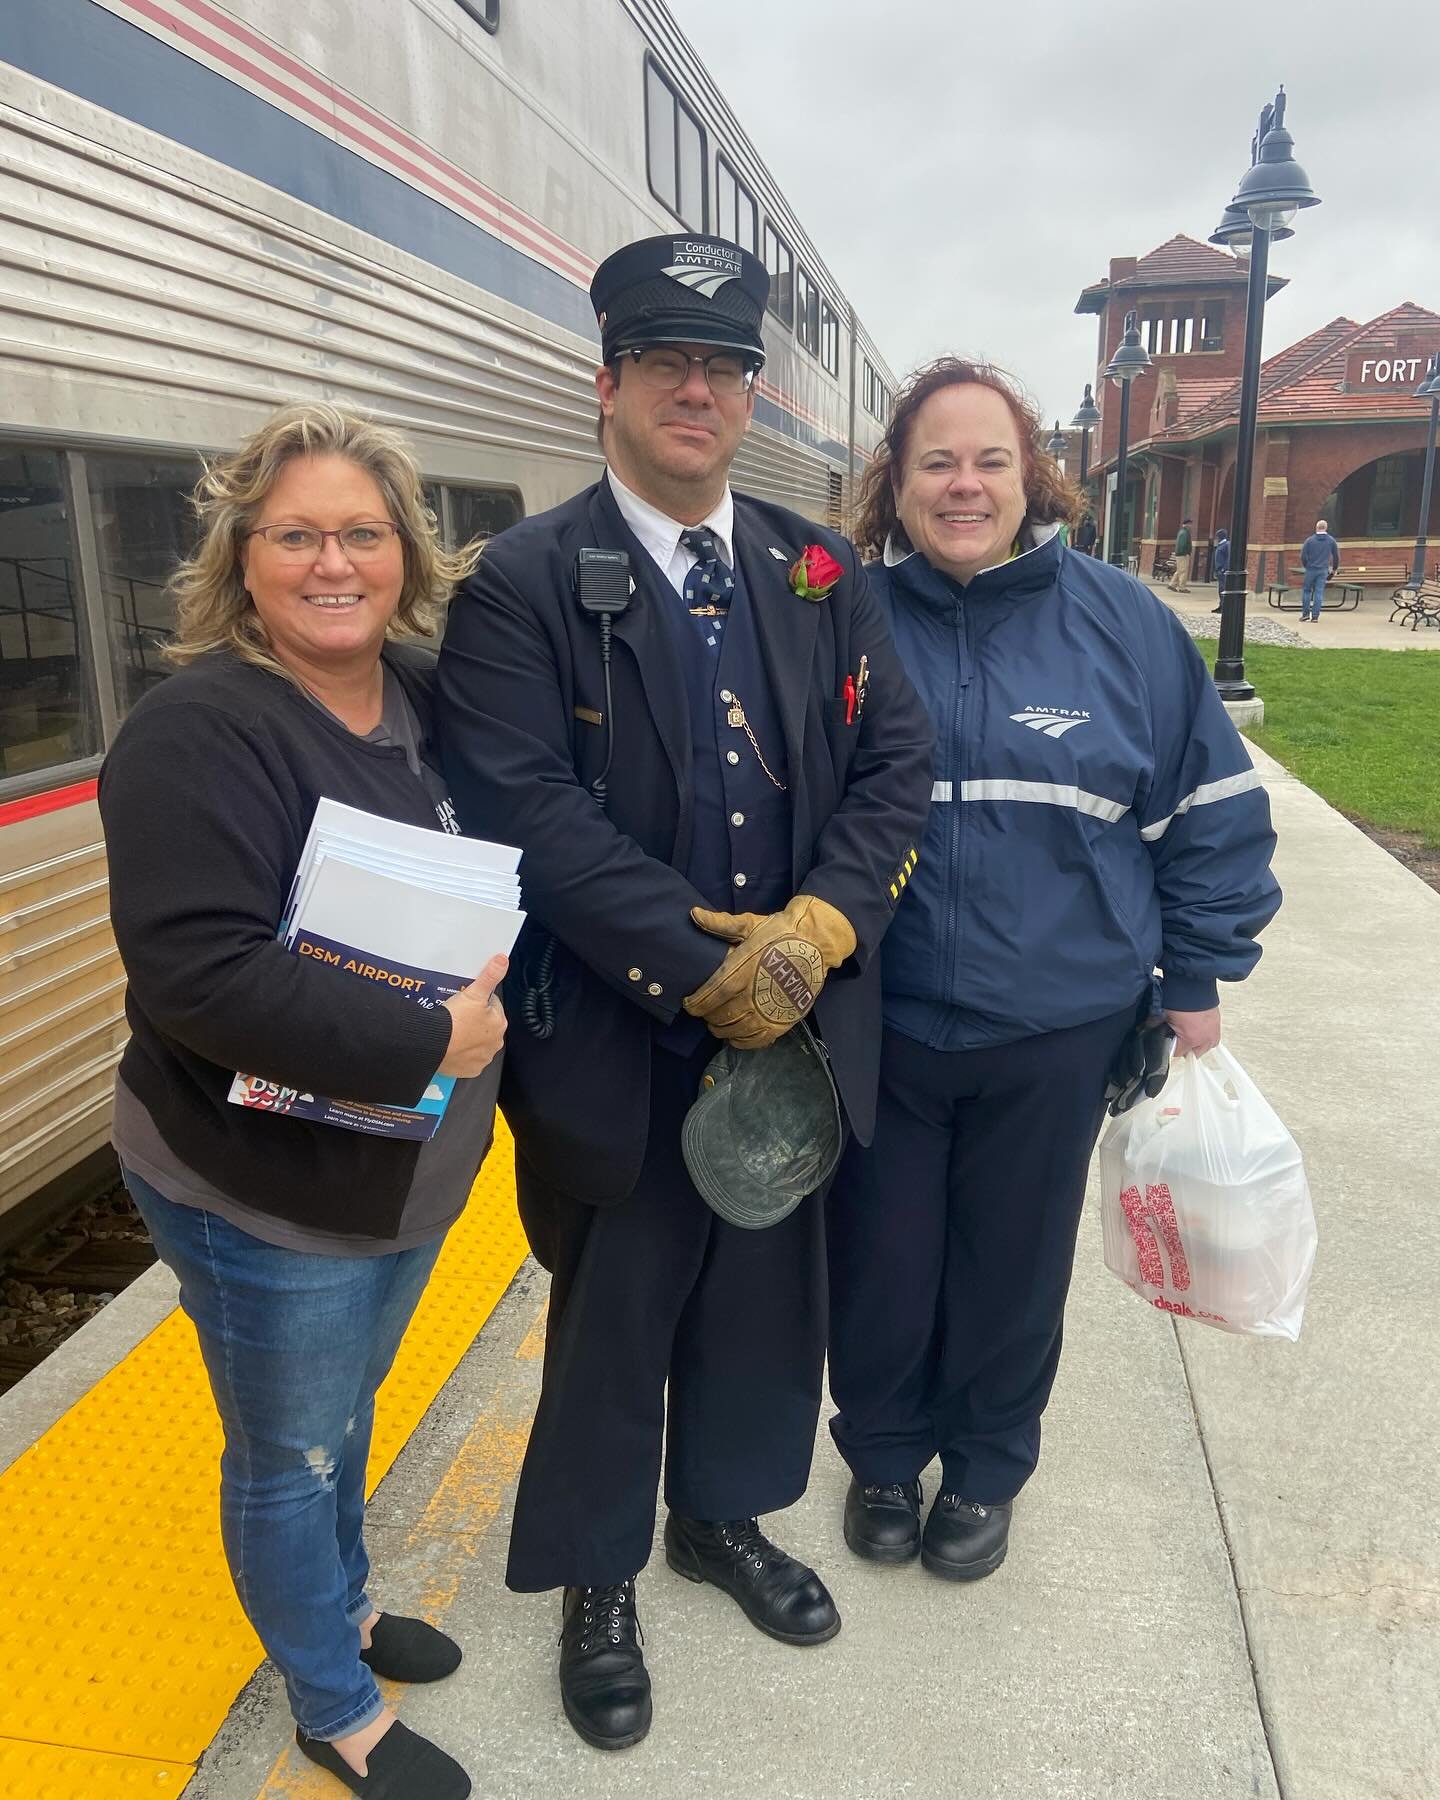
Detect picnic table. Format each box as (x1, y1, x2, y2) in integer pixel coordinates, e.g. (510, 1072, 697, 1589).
(1267, 574, 1362, 612)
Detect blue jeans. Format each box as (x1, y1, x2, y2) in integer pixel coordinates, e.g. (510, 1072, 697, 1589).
(122, 1168, 444, 1739)
(1301, 569, 1329, 617)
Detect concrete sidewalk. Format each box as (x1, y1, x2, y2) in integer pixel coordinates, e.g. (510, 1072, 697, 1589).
(192, 743, 1440, 1800)
(1153, 577, 1440, 649)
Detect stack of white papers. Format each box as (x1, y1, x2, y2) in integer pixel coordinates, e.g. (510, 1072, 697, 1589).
(229, 798, 524, 1140)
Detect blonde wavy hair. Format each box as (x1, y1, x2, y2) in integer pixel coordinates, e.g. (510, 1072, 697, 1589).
(166, 403, 482, 674)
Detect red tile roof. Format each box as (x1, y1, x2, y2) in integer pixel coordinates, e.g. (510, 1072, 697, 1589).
(1076, 235, 1282, 314)
(1145, 303, 1440, 442)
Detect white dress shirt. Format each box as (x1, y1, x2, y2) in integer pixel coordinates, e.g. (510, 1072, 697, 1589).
(606, 468, 735, 596)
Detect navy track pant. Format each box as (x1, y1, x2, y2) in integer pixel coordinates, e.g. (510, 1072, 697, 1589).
(827, 1006, 1135, 1504)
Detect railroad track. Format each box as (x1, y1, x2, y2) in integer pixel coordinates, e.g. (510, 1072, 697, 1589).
(0, 1156, 155, 1395)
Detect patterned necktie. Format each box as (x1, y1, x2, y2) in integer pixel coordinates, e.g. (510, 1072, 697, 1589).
(679, 526, 734, 652)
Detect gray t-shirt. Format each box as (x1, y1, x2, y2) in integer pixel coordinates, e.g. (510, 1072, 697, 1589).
(112, 668, 501, 1256)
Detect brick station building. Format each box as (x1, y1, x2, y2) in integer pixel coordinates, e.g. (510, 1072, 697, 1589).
(1076, 234, 1440, 587)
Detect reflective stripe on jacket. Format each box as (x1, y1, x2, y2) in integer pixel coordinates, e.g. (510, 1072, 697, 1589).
(872, 530, 1281, 1049)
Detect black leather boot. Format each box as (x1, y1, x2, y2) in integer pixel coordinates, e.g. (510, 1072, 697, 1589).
(842, 1478, 923, 1563)
(921, 1494, 1012, 1581)
(557, 1580, 652, 1751)
(664, 1513, 840, 1645)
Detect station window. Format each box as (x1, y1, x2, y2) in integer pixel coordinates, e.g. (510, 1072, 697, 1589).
(820, 302, 840, 377)
(762, 221, 794, 327)
(1199, 300, 1224, 351)
(715, 155, 758, 255)
(452, 0, 500, 33)
(645, 57, 706, 232)
(795, 268, 820, 358)
(0, 446, 99, 782)
(1366, 456, 1407, 537)
(86, 452, 201, 714)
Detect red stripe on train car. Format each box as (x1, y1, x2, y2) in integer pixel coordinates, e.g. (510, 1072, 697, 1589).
(0, 779, 99, 827)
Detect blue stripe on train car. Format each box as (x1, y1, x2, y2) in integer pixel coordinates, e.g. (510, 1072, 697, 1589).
(5, 0, 850, 463)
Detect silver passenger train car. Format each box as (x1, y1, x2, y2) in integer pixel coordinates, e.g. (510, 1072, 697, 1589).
(0, 0, 897, 1229)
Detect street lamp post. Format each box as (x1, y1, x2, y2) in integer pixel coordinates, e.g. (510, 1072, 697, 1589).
(1071, 383, 1101, 491)
(1104, 312, 1151, 568)
(1409, 353, 1440, 589)
(1046, 421, 1068, 467)
(1211, 89, 1319, 704)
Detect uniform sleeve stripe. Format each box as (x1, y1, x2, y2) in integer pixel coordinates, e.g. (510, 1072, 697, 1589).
(1138, 768, 1263, 842)
(959, 778, 1130, 825)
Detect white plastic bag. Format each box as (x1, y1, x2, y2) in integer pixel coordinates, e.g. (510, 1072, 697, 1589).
(1098, 1045, 1317, 1340)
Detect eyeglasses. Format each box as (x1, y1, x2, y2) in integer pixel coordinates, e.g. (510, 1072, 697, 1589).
(247, 522, 402, 558)
(625, 347, 759, 396)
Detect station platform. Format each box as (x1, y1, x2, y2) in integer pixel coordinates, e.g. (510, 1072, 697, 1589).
(1, 739, 1436, 1800)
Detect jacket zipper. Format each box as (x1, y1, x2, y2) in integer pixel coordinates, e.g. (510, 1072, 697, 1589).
(940, 596, 970, 1028)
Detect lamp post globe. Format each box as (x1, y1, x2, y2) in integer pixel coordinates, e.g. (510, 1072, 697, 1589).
(1409, 353, 1440, 589)
(1071, 383, 1101, 490)
(1046, 420, 1068, 461)
(1214, 87, 1320, 709)
(1103, 311, 1151, 569)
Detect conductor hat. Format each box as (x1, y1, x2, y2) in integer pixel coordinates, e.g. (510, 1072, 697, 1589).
(681, 1024, 843, 1230)
(590, 233, 769, 366)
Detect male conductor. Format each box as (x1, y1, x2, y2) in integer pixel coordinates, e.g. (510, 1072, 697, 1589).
(437, 233, 932, 1751)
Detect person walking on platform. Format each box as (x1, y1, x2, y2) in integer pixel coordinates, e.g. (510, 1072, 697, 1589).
(99, 405, 507, 1800)
(1167, 517, 1193, 590)
(1299, 517, 1341, 621)
(437, 235, 931, 1751)
(1211, 528, 1230, 613)
(828, 358, 1281, 1583)
(1073, 511, 1098, 557)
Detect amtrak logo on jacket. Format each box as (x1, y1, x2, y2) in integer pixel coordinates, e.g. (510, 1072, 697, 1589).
(1010, 706, 1092, 739)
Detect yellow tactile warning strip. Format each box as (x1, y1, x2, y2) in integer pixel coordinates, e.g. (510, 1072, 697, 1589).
(0, 1123, 530, 1800)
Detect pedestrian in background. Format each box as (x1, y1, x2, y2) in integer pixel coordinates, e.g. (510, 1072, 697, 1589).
(1211, 528, 1230, 613)
(1299, 517, 1341, 621)
(827, 357, 1281, 1585)
(1167, 517, 1193, 591)
(1073, 512, 1098, 556)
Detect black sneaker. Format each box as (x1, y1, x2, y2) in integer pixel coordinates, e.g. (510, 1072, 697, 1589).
(558, 1581, 652, 1751)
(921, 1494, 1011, 1582)
(842, 1478, 923, 1563)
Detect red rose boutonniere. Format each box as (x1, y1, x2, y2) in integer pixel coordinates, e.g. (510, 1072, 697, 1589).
(788, 543, 844, 601)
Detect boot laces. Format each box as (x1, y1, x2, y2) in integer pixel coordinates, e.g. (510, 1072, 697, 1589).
(863, 1480, 922, 1506)
(716, 1516, 777, 1572)
(564, 1580, 643, 1652)
(939, 1493, 989, 1517)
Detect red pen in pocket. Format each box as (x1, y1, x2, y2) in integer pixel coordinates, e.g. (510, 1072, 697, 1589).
(843, 674, 857, 725)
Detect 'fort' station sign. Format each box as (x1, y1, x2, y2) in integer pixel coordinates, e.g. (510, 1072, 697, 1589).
(1344, 343, 1440, 391)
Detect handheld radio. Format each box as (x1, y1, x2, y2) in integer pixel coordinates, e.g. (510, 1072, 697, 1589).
(522, 548, 633, 1040)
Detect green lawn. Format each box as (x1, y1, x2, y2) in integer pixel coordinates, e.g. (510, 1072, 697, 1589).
(1192, 641, 1440, 846)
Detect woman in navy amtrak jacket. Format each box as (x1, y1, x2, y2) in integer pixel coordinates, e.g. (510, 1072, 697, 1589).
(828, 359, 1281, 1581)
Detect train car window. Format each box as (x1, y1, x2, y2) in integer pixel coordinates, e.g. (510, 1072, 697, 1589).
(820, 302, 840, 377)
(715, 155, 758, 254)
(795, 267, 820, 358)
(453, 0, 500, 32)
(762, 222, 794, 328)
(86, 453, 201, 715)
(447, 484, 523, 546)
(0, 446, 99, 782)
(645, 57, 707, 232)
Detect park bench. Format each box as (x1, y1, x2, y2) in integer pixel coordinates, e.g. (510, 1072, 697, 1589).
(1266, 567, 1362, 612)
(1389, 583, 1440, 630)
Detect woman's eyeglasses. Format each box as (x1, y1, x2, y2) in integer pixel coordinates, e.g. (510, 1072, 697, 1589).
(625, 347, 758, 396)
(247, 522, 402, 558)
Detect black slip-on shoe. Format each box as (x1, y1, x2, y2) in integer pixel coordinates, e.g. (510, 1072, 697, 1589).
(295, 1720, 471, 1798)
(842, 1478, 923, 1563)
(664, 1513, 840, 1645)
(358, 1613, 462, 1683)
(558, 1580, 652, 1751)
(921, 1493, 1012, 1582)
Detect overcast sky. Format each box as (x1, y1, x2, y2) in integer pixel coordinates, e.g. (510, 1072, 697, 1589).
(665, 0, 1440, 428)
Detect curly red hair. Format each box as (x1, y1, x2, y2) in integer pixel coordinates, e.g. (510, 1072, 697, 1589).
(855, 357, 1082, 560)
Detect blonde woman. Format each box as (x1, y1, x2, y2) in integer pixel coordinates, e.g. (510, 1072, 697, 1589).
(98, 404, 505, 1799)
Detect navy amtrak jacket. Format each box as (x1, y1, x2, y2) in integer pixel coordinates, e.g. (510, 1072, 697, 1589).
(873, 527, 1281, 1049)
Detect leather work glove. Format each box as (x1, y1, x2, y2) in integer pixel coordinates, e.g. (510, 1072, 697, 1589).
(1104, 1015, 1176, 1116)
(683, 894, 857, 1050)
